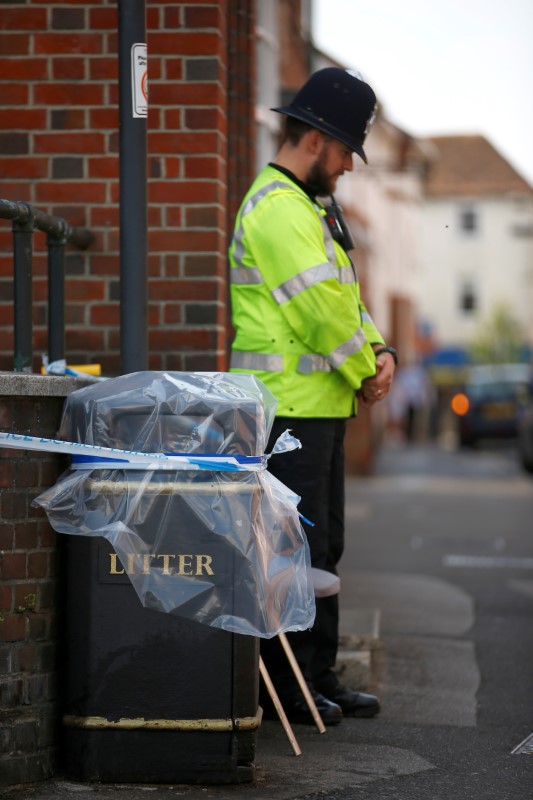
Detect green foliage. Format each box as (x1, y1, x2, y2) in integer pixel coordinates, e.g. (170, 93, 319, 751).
(468, 303, 525, 364)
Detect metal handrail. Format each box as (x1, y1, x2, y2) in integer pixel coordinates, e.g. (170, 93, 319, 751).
(0, 199, 95, 372)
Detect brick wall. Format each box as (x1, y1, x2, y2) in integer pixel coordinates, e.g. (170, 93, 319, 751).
(0, 0, 256, 376)
(0, 376, 78, 787)
(0, 1, 257, 788)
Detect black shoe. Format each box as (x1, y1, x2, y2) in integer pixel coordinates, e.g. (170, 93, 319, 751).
(319, 684, 381, 718)
(262, 688, 343, 726)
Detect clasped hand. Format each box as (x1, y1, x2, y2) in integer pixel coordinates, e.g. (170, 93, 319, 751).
(358, 353, 395, 406)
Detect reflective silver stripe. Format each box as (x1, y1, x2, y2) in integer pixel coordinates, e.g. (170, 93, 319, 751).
(298, 354, 332, 374)
(272, 262, 336, 305)
(230, 266, 264, 285)
(327, 329, 367, 369)
(361, 311, 375, 325)
(319, 213, 337, 265)
(297, 329, 367, 374)
(230, 351, 283, 372)
(338, 267, 356, 284)
(232, 180, 297, 265)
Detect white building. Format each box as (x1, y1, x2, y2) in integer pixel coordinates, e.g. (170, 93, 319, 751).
(419, 135, 533, 358)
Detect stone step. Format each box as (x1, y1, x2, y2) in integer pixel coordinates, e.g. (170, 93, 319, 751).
(335, 608, 381, 691)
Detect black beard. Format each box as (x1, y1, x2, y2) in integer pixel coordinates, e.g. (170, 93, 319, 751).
(305, 160, 333, 198)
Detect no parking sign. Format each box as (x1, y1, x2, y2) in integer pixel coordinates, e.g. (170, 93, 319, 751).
(131, 42, 147, 117)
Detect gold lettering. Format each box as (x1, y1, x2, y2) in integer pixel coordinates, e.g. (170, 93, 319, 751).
(156, 554, 175, 575)
(196, 555, 214, 576)
(142, 554, 155, 574)
(109, 552, 214, 577)
(178, 555, 193, 575)
(109, 553, 125, 575)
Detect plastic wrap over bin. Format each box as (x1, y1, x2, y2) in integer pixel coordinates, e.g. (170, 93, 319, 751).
(32, 371, 315, 784)
(36, 371, 315, 638)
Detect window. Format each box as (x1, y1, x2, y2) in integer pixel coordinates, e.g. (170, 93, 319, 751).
(459, 208, 478, 233)
(459, 279, 477, 313)
(255, 1, 280, 170)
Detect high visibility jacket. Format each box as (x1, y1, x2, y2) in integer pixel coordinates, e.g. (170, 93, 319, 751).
(229, 164, 385, 418)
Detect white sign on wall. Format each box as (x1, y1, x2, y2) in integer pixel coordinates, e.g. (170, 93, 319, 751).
(131, 43, 148, 118)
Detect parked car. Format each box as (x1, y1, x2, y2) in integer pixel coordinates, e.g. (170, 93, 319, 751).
(451, 363, 532, 447)
(517, 385, 533, 473)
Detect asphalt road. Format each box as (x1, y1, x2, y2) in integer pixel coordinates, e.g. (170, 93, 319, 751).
(3, 439, 533, 799)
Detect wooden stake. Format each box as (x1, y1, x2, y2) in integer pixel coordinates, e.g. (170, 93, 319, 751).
(259, 657, 302, 756)
(278, 632, 326, 734)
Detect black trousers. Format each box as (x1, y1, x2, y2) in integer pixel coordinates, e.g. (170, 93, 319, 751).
(262, 417, 346, 694)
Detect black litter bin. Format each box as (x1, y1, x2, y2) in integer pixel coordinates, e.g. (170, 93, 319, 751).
(39, 371, 307, 784)
(62, 535, 259, 783)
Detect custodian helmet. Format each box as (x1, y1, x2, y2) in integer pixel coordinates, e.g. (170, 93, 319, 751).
(272, 67, 377, 164)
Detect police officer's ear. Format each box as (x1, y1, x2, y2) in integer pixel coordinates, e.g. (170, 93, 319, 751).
(306, 128, 326, 156)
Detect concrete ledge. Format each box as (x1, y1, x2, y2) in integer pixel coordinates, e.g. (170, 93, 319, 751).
(0, 372, 87, 397)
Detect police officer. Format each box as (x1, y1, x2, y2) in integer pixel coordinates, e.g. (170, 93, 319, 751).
(229, 68, 397, 724)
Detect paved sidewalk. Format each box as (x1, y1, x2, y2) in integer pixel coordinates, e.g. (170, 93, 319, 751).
(1, 612, 391, 799)
(1, 714, 435, 800)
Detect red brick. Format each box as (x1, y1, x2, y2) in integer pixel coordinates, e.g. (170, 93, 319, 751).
(163, 158, 181, 179)
(35, 182, 107, 204)
(89, 57, 117, 80)
(51, 108, 86, 129)
(184, 108, 220, 130)
(90, 108, 119, 129)
(165, 58, 183, 81)
(0, 179, 34, 199)
(52, 58, 86, 81)
(90, 304, 119, 325)
(0, 583, 12, 610)
(184, 7, 221, 28)
(149, 131, 219, 154)
(16, 461, 40, 489)
(17, 643, 39, 671)
(28, 552, 48, 579)
(165, 206, 182, 227)
(64, 278, 105, 302)
(39, 522, 56, 549)
(149, 328, 217, 351)
(163, 304, 182, 324)
(89, 8, 117, 29)
(150, 81, 222, 106)
(65, 329, 105, 351)
(0, 523, 14, 550)
(148, 229, 219, 252)
(0, 8, 47, 29)
(14, 521, 39, 549)
(0, 58, 48, 80)
(185, 205, 220, 228)
(149, 181, 220, 204)
(184, 156, 221, 179)
(88, 157, 118, 179)
(0, 462, 14, 488)
(0, 158, 48, 179)
(149, 279, 219, 302)
(149, 32, 219, 55)
(33, 33, 104, 55)
(34, 83, 104, 106)
(34, 132, 105, 154)
(0, 552, 27, 580)
(0, 34, 29, 55)
(163, 7, 182, 28)
(0, 614, 26, 643)
(0, 84, 28, 105)
(89, 207, 119, 228)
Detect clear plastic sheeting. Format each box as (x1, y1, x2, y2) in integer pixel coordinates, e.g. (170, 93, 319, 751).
(34, 371, 315, 638)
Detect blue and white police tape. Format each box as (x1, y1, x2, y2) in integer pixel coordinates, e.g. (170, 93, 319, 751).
(0, 429, 302, 473)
